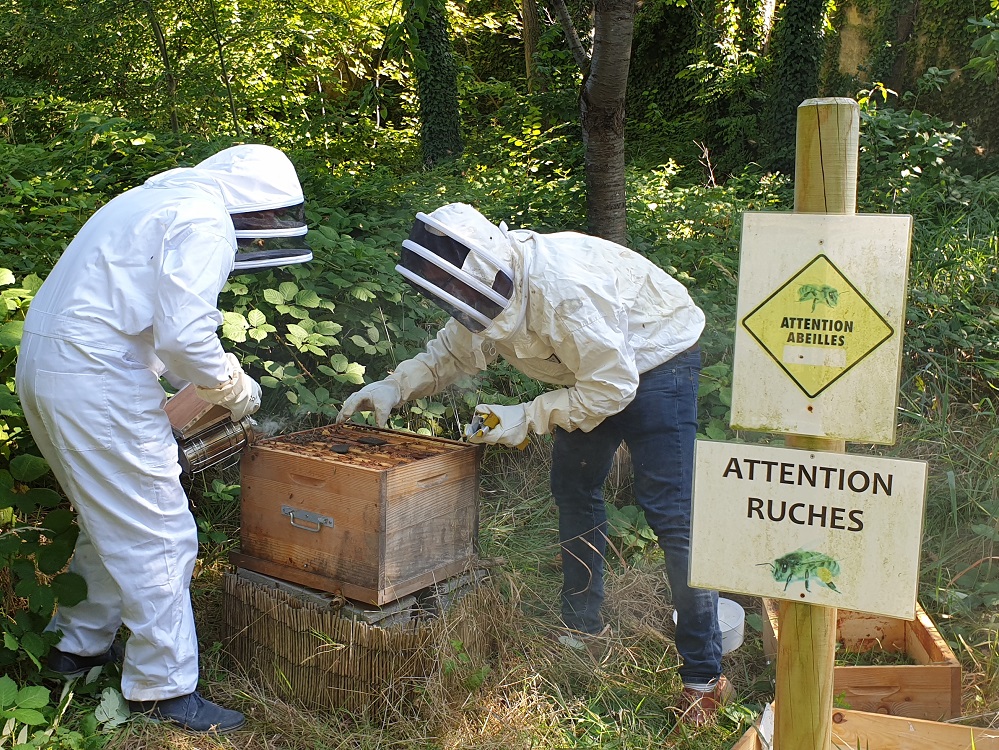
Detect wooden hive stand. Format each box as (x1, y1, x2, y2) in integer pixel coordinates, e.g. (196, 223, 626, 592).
(222, 566, 503, 714)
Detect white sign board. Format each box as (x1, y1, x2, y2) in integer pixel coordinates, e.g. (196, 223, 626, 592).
(690, 440, 927, 619)
(730, 212, 913, 444)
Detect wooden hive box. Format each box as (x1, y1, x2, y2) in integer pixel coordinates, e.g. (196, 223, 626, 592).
(762, 598, 962, 720)
(232, 423, 481, 605)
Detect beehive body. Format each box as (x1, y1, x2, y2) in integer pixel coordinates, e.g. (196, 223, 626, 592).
(235, 424, 480, 604)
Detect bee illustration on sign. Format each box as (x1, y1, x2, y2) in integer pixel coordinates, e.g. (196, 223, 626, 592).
(761, 549, 841, 593)
(798, 283, 840, 312)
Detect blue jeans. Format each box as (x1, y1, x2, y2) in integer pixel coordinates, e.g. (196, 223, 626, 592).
(550, 347, 723, 684)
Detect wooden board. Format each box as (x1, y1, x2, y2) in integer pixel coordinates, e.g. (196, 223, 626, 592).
(762, 598, 962, 720)
(731, 706, 999, 750)
(165, 383, 230, 436)
(229, 551, 478, 606)
(238, 424, 481, 605)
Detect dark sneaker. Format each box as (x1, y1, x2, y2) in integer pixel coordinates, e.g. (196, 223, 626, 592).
(47, 644, 122, 679)
(677, 675, 735, 726)
(129, 691, 244, 734)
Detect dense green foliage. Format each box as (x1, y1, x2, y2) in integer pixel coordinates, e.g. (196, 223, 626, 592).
(1, 0, 416, 140)
(2, 1, 999, 746)
(819, 0, 999, 150)
(902, 0, 998, 147)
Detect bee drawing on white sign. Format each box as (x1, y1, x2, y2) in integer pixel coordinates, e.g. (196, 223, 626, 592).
(761, 549, 841, 593)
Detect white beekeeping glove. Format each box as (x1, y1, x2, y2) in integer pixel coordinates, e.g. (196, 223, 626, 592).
(465, 404, 530, 449)
(196, 353, 261, 421)
(335, 380, 402, 427)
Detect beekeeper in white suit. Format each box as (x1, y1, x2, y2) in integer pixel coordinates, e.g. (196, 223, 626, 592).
(15, 144, 311, 734)
(337, 203, 730, 725)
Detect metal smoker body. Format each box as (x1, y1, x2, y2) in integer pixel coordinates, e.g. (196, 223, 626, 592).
(176, 417, 257, 475)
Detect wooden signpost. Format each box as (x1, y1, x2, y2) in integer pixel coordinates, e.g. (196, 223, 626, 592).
(690, 98, 928, 750)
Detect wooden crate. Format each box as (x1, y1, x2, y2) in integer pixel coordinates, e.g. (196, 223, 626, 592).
(731, 705, 999, 750)
(762, 598, 962, 720)
(233, 423, 481, 605)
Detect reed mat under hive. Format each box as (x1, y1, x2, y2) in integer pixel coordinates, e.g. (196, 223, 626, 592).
(222, 570, 505, 715)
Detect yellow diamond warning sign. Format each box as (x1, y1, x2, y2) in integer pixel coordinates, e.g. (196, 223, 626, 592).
(741, 254, 894, 398)
(731, 212, 912, 444)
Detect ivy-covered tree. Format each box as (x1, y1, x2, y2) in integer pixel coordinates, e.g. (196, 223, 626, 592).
(649, 0, 775, 180)
(407, 0, 464, 167)
(761, 0, 829, 173)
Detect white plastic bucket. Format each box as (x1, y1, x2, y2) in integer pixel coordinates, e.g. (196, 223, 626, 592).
(672, 597, 746, 654)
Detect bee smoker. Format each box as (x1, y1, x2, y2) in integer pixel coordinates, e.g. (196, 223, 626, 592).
(176, 417, 257, 475)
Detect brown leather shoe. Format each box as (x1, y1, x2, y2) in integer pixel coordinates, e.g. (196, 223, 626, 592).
(677, 675, 734, 726)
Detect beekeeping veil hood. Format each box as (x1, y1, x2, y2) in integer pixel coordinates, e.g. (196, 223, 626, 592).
(151, 144, 312, 273)
(398, 203, 520, 334)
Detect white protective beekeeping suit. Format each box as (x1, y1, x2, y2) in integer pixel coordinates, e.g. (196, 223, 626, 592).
(14, 145, 306, 701)
(342, 202, 704, 444)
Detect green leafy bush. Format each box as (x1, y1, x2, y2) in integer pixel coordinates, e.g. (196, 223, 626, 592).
(856, 98, 999, 411)
(0, 282, 87, 678)
(606, 503, 658, 561)
(0, 674, 108, 749)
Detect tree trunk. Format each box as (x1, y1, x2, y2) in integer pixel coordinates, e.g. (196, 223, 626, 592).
(181, 0, 240, 135)
(738, 0, 778, 51)
(523, 0, 541, 93)
(761, 0, 828, 173)
(582, 0, 635, 243)
(548, 0, 635, 480)
(141, 0, 179, 134)
(549, 0, 590, 71)
(206, 0, 240, 136)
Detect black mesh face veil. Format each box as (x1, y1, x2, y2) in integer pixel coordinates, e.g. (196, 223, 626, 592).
(406, 217, 469, 268)
(230, 203, 306, 232)
(229, 202, 311, 273)
(396, 212, 514, 332)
